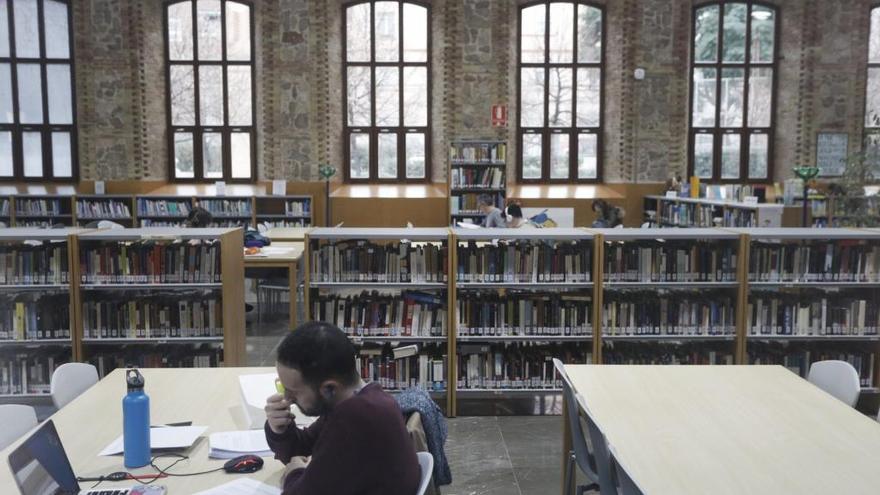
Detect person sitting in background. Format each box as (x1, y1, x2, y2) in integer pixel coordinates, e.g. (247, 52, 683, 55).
(591, 200, 624, 228)
(185, 206, 213, 227)
(478, 193, 507, 228)
(264, 322, 420, 495)
(504, 204, 536, 228)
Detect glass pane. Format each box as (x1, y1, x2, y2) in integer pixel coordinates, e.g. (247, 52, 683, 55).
(44, 0, 69, 58)
(402, 3, 427, 62)
(548, 68, 572, 127)
(13, 0, 39, 58)
(0, 0, 8, 57)
(168, 1, 193, 60)
(692, 68, 716, 127)
(694, 133, 714, 178)
(405, 133, 425, 179)
(748, 133, 768, 179)
(694, 5, 719, 63)
(521, 4, 545, 63)
(748, 67, 773, 127)
(0, 64, 12, 123)
(346, 3, 371, 62)
(347, 66, 371, 126)
(577, 5, 602, 63)
(230, 132, 251, 179)
(349, 133, 369, 179)
(170, 65, 195, 125)
(520, 68, 545, 127)
(548, 2, 573, 63)
(871, 8, 880, 63)
(0, 131, 11, 176)
(720, 68, 744, 127)
(375, 67, 399, 126)
(51, 131, 71, 177)
(576, 68, 600, 127)
(550, 133, 569, 179)
(196, 0, 222, 61)
(174, 132, 194, 178)
(378, 133, 397, 179)
(227, 65, 251, 125)
(722, 3, 746, 62)
(522, 133, 542, 180)
(199, 65, 224, 125)
(577, 133, 597, 179)
(17, 63, 43, 124)
(375, 1, 398, 62)
(867, 133, 880, 176)
(47, 64, 72, 124)
(22, 131, 41, 177)
(226, 1, 250, 61)
(403, 67, 427, 126)
(721, 133, 741, 179)
(202, 132, 222, 179)
(750, 5, 774, 63)
(867, 68, 880, 129)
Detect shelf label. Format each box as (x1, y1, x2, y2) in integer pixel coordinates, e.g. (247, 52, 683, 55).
(665, 191, 678, 199)
(744, 196, 759, 204)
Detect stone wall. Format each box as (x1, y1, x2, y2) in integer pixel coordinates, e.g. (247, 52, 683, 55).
(69, 0, 876, 183)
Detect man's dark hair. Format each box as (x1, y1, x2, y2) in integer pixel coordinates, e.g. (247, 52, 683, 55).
(276, 321, 359, 387)
(186, 206, 213, 227)
(505, 204, 523, 219)
(477, 193, 495, 207)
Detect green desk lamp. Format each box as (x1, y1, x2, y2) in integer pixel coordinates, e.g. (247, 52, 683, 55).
(793, 166, 819, 227)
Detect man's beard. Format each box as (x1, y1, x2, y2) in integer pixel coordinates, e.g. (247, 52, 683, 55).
(299, 392, 333, 417)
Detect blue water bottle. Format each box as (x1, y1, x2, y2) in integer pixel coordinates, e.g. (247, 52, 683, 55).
(123, 369, 150, 468)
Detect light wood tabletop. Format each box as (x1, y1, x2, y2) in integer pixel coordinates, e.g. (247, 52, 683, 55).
(0, 367, 285, 493)
(265, 228, 311, 242)
(244, 242, 303, 329)
(562, 365, 880, 495)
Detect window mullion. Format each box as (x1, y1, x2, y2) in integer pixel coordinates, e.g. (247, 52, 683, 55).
(191, 0, 203, 180)
(220, 0, 231, 179)
(742, 2, 753, 180)
(37, 0, 52, 179)
(6, 0, 22, 178)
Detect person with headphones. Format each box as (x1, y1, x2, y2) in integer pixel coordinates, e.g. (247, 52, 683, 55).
(504, 204, 536, 229)
(263, 322, 420, 495)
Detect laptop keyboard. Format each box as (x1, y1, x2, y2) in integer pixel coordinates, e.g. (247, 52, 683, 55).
(85, 490, 129, 495)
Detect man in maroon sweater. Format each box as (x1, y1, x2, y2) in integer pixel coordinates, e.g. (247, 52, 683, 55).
(264, 321, 421, 495)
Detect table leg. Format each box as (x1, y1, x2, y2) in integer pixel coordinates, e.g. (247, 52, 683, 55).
(561, 396, 571, 495)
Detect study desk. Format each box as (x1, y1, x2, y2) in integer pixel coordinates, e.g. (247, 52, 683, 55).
(561, 365, 880, 495)
(265, 227, 310, 242)
(0, 367, 284, 493)
(244, 242, 304, 330)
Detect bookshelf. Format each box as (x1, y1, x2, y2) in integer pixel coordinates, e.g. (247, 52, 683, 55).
(448, 140, 507, 226)
(645, 195, 784, 228)
(0, 228, 82, 399)
(803, 196, 880, 228)
(304, 228, 451, 411)
(74, 195, 136, 227)
(254, 195, 312, 229)
(194, 196, 254, 228)
(135, 196, 194, 227)
(0, 195, 11, 227)
(13, 195, 75, 228)
(75, 228, 245, 377)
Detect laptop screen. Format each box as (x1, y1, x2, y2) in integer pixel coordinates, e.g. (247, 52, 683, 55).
(7, 420, 79, 495)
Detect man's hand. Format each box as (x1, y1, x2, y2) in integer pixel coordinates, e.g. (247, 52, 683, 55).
(281, 456, 311, 485)
(265, 393, 294, 434)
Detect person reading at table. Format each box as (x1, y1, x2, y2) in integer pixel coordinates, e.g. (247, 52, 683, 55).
(264, 321, 420, 495)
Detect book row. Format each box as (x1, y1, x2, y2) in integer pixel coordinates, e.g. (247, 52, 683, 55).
(258, 220, 310, 228)
(82, 298, 223, 339)
(0, 351, 68, 395)
(284, 200, 311, 217)
(604, 242, 738, 282)
(749, 346, 875, 387)
(456, 240, 592, 283)
(601, 296, 736, 336)
(87, 344, 222, 379)
(0, 199, 8, 216)
(309, 291, 447, 337)
(450, 168, 504, 189)
(0, 244, 69, 284)
(456, 292, 592, 336)
(310, 242, 448, 283)
(749, 242, 880, 282)
(449, 192, 502, 215)
(449, 143, 506, 163)
(456, 347, 588, 390)
(660, 202, 716, 228)
(80, 241, 221, 284)
(16, 199, 62, 216)
(0, 295, 71, 341)
(137, 199, 192, 217)
(199, 199, 252, 216)
(601, 342, 734, 365)
(358, 350, 447, 391)
(76, 200, 132, 219)
(746, 296, 880, 336)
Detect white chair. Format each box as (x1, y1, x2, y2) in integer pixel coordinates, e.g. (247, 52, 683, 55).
(51, 363, 99, 409)
(0, 404, 38, 450)
(415, 451, 434, 495)
(807, 360, 860, 407)
(553, 358, 600, 495)
(574, 392, 617, 495)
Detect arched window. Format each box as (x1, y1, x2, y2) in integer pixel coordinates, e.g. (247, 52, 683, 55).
(689, 1, 777, 182)
(343, 1, 430, 182)
(165, 0, 255, 181)
(0, 0, 77, 180)
(518, 1, 603, 183)
(866, 6, 880, 170)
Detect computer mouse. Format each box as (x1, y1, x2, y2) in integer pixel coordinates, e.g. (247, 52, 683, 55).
(224, 454, 264, 474)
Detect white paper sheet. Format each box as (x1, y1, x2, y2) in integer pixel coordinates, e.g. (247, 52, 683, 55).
(98, 426, 208, 456)
(193, 478, 281, 495)
(239, 373, 317, 430)
(209, 430, 273, 458)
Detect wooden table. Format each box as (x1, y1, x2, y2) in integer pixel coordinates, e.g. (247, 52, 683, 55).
(265, 227, 310, 242)
(244, 242, 304, 330)
(0, 368, 284, 493)
(562, 365, 880, 495)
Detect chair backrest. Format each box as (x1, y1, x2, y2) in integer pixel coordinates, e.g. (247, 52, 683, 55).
(415, 451, 434, 495)
(51, 363, 99, 409)
(552, 358, 599, 481)
(612, 450, 644, 495)
(0, 404, 38, 450)
(574, 390, 617, 495)
(807, 360, 861, 407)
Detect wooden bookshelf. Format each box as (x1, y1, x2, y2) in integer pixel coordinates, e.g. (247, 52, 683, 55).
(12, 195, 75, 227)
(74, 195, 136, 226)
(194, 195, 254, 228)
(254, 195, 312, 228)
(645, 195, 784, 228)
(448, 140, 507, 226)
(135, 195, 194, 227)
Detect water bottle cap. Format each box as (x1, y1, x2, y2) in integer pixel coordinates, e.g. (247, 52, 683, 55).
(126, 369, 145, 392)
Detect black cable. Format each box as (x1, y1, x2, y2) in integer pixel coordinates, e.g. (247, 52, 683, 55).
(149, 453, 225, 478)
(80, 453, 222, 489)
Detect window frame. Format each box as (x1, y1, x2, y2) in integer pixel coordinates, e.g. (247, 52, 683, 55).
(341, 0, 433, 183)
(865, 4, 880, 165)
(516, 0, 605, 184)
(163, 0, 257, 183)
(0, 0, 78, 182)
(688, 0, 780, 184)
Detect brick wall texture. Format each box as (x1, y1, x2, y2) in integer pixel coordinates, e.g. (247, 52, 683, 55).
(72, 0, 876, 183)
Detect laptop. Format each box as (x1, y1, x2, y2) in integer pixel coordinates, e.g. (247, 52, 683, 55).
(8, 420, 165, 495)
